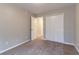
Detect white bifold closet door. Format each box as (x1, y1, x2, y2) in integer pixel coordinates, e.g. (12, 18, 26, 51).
(45, 13, 64, 43)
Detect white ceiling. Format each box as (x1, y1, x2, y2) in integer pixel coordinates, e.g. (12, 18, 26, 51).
(14, 3, 75, 15)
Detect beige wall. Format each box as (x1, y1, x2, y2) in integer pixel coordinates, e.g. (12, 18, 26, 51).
(0, 4, 31, 52)
(76, 4, 79, 49)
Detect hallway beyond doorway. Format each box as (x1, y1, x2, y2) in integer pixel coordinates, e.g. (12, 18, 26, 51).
(31, 16, 44, 40)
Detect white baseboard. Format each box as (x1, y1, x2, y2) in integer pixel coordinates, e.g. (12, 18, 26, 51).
(45, 39, 79, 53)
(0, 40, 30, 54)
(57, 41, 74, 46)
(63, 42, 79, 53)
(74, 46, 79, 53)
(52, 41, 79, 53)
(46, 40, 74, 46)
(73, 44, 79, 53)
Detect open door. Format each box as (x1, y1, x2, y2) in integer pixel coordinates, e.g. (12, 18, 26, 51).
(31, 16, 43, 40)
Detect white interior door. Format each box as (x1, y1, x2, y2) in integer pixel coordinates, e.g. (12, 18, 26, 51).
(45, 14, 64, 43)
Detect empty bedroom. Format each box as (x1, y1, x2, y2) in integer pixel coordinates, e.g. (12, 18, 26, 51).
(0, 3, 79, 55)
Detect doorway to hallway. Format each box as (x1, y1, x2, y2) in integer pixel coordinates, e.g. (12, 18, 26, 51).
(31, 16, 44, 40)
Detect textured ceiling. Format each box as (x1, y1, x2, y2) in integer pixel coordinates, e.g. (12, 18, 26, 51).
(14, 3, 75, 15)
